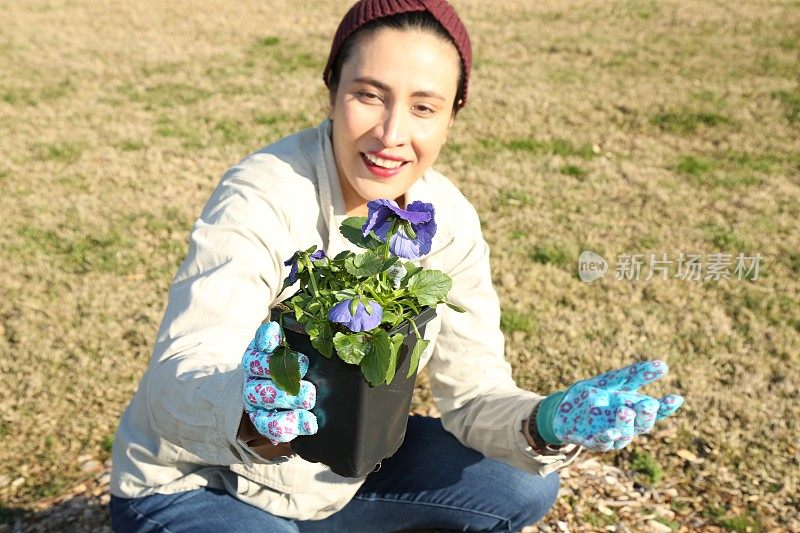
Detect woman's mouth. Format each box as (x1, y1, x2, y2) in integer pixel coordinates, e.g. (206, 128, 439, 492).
(360, 152, 409, 178)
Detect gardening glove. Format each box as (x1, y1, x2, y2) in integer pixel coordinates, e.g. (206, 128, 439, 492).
(535, 360, 684, 452)
(242, 321, 318, 444)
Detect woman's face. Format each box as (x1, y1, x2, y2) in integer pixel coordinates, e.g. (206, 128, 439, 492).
(330, 28, 461, 216)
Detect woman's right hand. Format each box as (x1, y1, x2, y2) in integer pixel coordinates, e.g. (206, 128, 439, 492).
(242, 322, 318, 444)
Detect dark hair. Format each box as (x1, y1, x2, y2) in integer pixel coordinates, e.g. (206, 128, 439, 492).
(327, 11, 467, 116)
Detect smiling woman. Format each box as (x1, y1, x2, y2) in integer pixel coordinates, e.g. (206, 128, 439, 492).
(330, 24, 461, 216)
(108, 1, 682, 531)
(323, 6, 468, 218)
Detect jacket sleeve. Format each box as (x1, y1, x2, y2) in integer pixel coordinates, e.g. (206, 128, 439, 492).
(426, 201, 581, 476)
(143, 167, 299, 466)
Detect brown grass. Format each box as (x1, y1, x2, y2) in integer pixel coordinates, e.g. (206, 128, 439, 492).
(1, 0, 799, 529)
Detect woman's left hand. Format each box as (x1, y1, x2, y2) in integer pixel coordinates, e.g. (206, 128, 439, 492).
(535, 360, 684, 452)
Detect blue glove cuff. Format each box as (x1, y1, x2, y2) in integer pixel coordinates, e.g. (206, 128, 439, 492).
(536, 390, 567, 446)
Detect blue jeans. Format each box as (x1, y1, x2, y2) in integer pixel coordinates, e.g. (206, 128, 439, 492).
(110, 416, 559, 532)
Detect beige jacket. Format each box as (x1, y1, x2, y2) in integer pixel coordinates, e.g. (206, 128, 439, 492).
(110, 119, 580, 520)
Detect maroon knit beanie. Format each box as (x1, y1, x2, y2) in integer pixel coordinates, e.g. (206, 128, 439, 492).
(322, 0, 472, 109)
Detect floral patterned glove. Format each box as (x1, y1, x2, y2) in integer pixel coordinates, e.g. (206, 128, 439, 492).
(536, 360, 684, 452)
(242, 322, 318, 444)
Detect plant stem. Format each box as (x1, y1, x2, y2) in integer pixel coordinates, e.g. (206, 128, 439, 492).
(306, 259, 319, 296)
(364, 285, 384, 306)
(408, 299, 420, 314)
(381, 219, 399, 285)
(409, 314, 422, 342)
(384, 219, 399, 261)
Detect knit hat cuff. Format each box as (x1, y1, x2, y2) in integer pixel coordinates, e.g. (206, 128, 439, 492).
(322, 0, 472, 108)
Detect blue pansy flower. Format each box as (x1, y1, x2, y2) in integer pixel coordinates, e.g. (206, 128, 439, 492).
(328, 299, 383, 332)
(362, 199, 436, 260)
(284, 249, 327, 285)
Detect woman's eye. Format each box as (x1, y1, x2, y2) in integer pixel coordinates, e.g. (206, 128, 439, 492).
(413, 104, 435, 116)
(356, 91, 381, 102)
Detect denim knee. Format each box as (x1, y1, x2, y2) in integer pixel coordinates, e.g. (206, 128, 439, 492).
(504, 470, 560, 531)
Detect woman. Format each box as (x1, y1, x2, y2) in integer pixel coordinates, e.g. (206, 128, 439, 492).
(110, 1, 684, 531)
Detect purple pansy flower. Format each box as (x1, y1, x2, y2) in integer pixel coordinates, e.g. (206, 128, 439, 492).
(284, 249, 327, 285)
(328, 299, 383, 332)
(362, 199, 436, 260)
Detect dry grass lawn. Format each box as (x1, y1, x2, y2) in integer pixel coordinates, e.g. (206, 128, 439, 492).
(1, 0, 799, 530)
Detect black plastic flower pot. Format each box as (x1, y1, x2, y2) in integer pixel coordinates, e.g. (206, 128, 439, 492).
(271, 306, 437, 478)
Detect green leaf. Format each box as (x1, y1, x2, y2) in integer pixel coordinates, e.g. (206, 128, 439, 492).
(403, 260, 423, 271)
(385, 333, 403, 384)
(312, 336, 333, 358)
(382, 255, 400, 273)
(360, 329, 392, 386)
(292, 301, 304, 320)
(382, 310, 399, 324)
(333, 332, 370, 364)
(401, 261, 423, 282)
(407, 337, 430, 378)
(345, 250, 386, 278)
(304, 321, 319, 340)
(310, 321, 333, 358)
(269, 346, 301, 395)
(363, 299, 375, 315)
(408, 270, 453, 307)
(335, 289, 358, 301)
(340, 217, 382, 250)
(446, 301, 467, 313)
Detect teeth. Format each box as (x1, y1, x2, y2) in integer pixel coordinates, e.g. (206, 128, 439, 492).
(363, 152, 405, 169)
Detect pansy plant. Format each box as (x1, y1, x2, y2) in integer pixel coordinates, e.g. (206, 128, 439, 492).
(269, 199, 465, 395)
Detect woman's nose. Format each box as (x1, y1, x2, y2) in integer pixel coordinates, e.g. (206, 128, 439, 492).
(374, 104, 410, 147)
